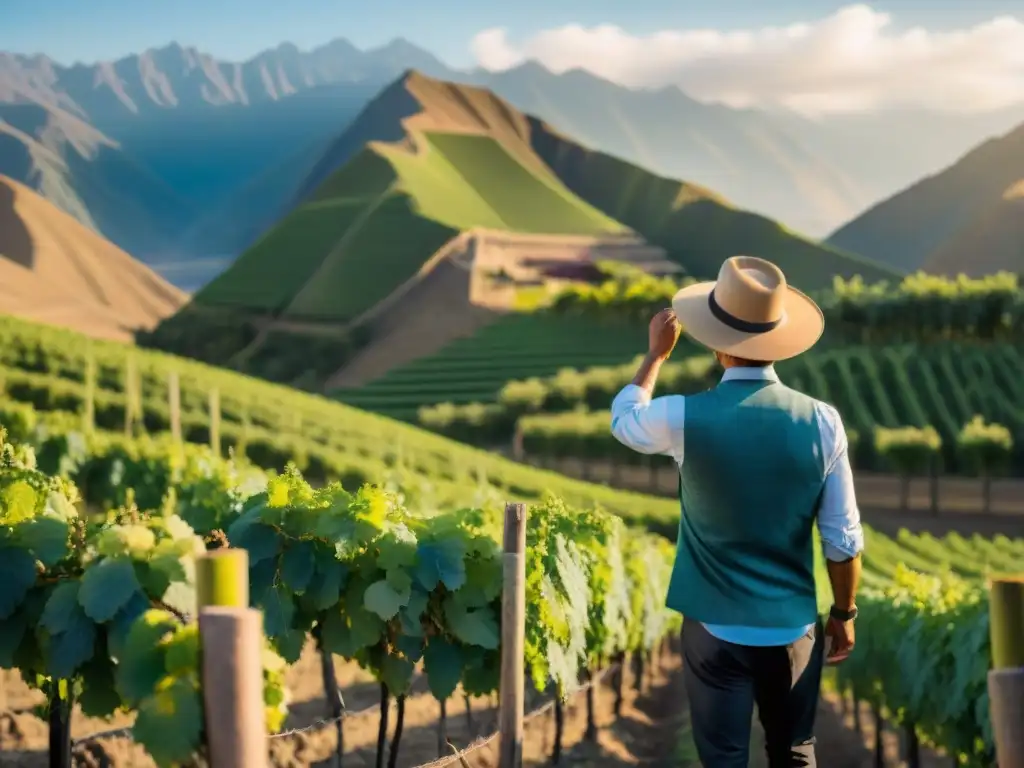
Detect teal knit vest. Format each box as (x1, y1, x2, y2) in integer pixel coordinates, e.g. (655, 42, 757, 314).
(665, 378, 825, 627)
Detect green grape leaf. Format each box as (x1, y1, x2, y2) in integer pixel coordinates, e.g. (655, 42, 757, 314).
(162, 514, 196, 542)
(248, 557, 278, 606)
(79, 557, 142, 622)
(134, 554, 183, 601)
(444, 600, 499, 650)
(396, 634, 424, 663)
(107, 591, 151, 660)
(117, 610, 178, 704)
(320, 607, 383, 658)
(44, 490, 77, 522)
(79, 653, 121, 718)
(399, 589, 429, 637)
(462, 649, 500, 696)
(466, 556, 503, 602)
(424, 637, 465, 700)
(156, 556, 196, 619)
(275, 627, 307, 664)
(381, 653, 414, 696)
(280, 541, 316, 594)
(414, 540, 466, 592)
(163, 625, 199, 676)
(40, 581, 83, 635)
(386, 568, 413, 593)
(133, 676, 203, 768)
(13, 514, 70, 566)
(0, 609, 27, 666)
(305, 557, 348, 611)
(364, 579, 410, 621)
(0, 480, 39, 525)
(47, 607, 97, 679)
(230, 521, 281, 564)
(349, 605, 385, 649)
(449, 582, 491, 610)
(262, 584, 296, 638)
(0, 546, 37, 620)
(377, 526, 418, 570)
(312, 514, 356, 551)
(96, 525, 157, 558)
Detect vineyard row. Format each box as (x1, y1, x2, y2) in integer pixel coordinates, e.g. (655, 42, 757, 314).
(0, 420, 681, 767)
(418, 343, 1024, 474)
(548, 268, 1023, 343)
(2, 408, 1023, 765)
(0, 312, 678, 532)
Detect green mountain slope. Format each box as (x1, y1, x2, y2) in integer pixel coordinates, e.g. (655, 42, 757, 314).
(526, 116, 896, 285)
(923, 181, 1024, 276)
(193, 72, 623, 323)
(827, 122, 1024, 273)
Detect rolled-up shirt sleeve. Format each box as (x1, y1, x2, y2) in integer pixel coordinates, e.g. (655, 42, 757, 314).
(609, 385, 685, 460)
(815, 403, 865, 562)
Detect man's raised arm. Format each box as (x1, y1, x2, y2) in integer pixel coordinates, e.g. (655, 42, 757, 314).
(609, 310, 685, 458)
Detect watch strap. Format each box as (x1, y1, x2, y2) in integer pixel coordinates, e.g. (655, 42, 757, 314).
(829, 604, 858, 622)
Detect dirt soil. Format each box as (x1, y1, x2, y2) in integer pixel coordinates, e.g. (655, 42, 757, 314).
(0, 641, 686, 768)
(0, 637, 956, 768)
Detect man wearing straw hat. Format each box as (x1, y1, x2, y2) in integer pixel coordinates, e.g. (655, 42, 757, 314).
(610, 256, 864, 767)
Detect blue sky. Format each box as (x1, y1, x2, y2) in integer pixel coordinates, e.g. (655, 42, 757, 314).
(3, 0, 1020, 65)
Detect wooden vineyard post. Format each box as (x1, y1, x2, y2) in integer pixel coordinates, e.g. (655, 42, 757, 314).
(929, 457, 939, 516)
(168, 371, 181, 444)
(209, 387, 221, 456)
(196, 549, 267, 768)
(987, 575, 1024, 768)
(511, 422, 524, 462)
(499, 501, 527, 768)
(123, 356, 139, 436)
(82, 351, 96, 435)
(196, 549, 250, 609)
(238, 407, 251, 459)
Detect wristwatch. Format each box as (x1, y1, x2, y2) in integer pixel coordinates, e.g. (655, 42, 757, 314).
(829, 604, 858, 622)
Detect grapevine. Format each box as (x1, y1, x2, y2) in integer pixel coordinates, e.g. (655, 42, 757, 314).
(0, 426, 285, 766)
(1, 370, 1022, 767)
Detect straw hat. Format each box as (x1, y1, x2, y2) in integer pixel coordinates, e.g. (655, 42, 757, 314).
(671, 256, 823, 362)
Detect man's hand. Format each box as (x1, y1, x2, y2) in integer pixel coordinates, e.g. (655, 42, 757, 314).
(824, 615, 855, 664)
(648, 309, 682, 361)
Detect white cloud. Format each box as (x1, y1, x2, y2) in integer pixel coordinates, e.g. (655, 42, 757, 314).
(469, 4, 1024, 115)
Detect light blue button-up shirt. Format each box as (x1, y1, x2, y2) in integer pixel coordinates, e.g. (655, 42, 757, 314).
(610, 364, 864, 646)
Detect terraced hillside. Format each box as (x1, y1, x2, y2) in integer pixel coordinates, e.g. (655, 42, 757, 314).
(149, 70, 895, 392)
(334, 313, 658, 420)
(426, 341, 1024, 475)
(778, 343, 1024, 464)
(192, 75, 624, 325)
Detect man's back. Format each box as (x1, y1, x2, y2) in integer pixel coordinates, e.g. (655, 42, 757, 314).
(667, 377, 826, 628)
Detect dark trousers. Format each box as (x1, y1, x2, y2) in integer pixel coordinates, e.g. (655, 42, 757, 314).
(682, 619, 824, 767)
